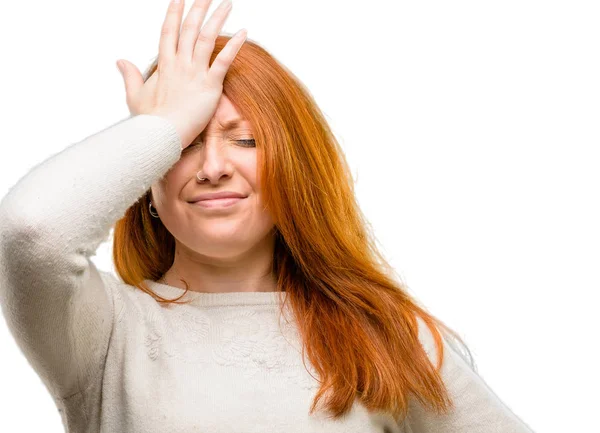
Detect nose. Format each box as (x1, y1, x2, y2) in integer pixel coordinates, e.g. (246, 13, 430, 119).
(196, 139, 234, 184)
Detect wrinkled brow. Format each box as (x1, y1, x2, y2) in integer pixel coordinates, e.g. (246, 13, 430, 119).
(199, 119, 248, 139)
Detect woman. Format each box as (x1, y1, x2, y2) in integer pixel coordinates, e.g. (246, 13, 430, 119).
(0, 0, 535, 431)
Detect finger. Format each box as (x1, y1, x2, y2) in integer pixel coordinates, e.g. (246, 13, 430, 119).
(117, 59, 144, 108)
(206, 29, 247, 86)
(177, 0, 211, 62)
(193, 0, 233, 67)
(158, 0, 186, 70)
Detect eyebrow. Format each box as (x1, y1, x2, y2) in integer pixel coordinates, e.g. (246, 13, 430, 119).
(199, 118, 247, 139)
(221, 118, 244, 129)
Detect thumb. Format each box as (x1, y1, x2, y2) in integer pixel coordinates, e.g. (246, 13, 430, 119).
(116, 59, 144, 104)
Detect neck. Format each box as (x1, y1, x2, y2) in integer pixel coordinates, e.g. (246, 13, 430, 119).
(159, 233, 278, 294)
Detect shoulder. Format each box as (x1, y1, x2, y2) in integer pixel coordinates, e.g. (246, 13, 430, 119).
(414, 315, 477, 372)
(96, 270, 156, 323)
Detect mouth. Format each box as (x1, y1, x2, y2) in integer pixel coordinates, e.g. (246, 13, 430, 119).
(190, 197, 246, 209)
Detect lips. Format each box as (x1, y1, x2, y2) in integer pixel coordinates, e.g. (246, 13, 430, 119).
(191, 196, 245, 209)
(189, 191, 247, 202)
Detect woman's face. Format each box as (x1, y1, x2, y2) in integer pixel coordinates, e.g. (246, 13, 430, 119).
(150, 94, 275, 259)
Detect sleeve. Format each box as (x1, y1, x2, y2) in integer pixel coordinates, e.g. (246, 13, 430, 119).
(0, 114, 182, 400)
(401, 317, 536, 433)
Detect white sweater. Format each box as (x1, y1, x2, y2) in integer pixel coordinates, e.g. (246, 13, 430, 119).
(0, 114, 535, 432)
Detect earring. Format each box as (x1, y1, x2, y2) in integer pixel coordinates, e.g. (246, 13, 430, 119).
(149, 201, 159, 218)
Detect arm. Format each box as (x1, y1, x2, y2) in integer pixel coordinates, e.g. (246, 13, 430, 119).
(401, 317, 536, 433)
(0, 114, 182, 399)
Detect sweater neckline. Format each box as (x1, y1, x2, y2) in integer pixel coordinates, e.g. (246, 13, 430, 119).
(143, 279, 289, 307)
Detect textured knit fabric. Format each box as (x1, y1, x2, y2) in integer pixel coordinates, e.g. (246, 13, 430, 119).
(0, 114, 536, 433)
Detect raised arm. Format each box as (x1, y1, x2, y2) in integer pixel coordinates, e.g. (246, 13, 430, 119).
(0, 114, 182, 399)
(0, 0, 248, 402)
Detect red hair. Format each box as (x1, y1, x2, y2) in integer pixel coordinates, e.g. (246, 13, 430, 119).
(113, 34, 475, 422)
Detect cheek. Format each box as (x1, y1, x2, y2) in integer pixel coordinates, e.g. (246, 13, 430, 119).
(161, 163, 190, 195)
(249, 189, 274, 229)
(235, 156, 259, 190)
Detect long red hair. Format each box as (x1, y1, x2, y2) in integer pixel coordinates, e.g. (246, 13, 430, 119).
(113, 34, 475, 422)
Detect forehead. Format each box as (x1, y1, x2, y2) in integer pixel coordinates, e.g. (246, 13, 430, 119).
(201, 95, 251, 133)
(213, 94, 244, 124)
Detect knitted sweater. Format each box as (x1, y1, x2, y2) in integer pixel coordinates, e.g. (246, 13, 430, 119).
(0, 114, 535, 433)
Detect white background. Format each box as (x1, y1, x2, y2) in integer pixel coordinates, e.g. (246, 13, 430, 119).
(1, 0, 598, 431)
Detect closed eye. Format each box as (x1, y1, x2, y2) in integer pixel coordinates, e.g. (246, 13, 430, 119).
(183, 139, 256, 153)
(236, 139, 255, 147)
